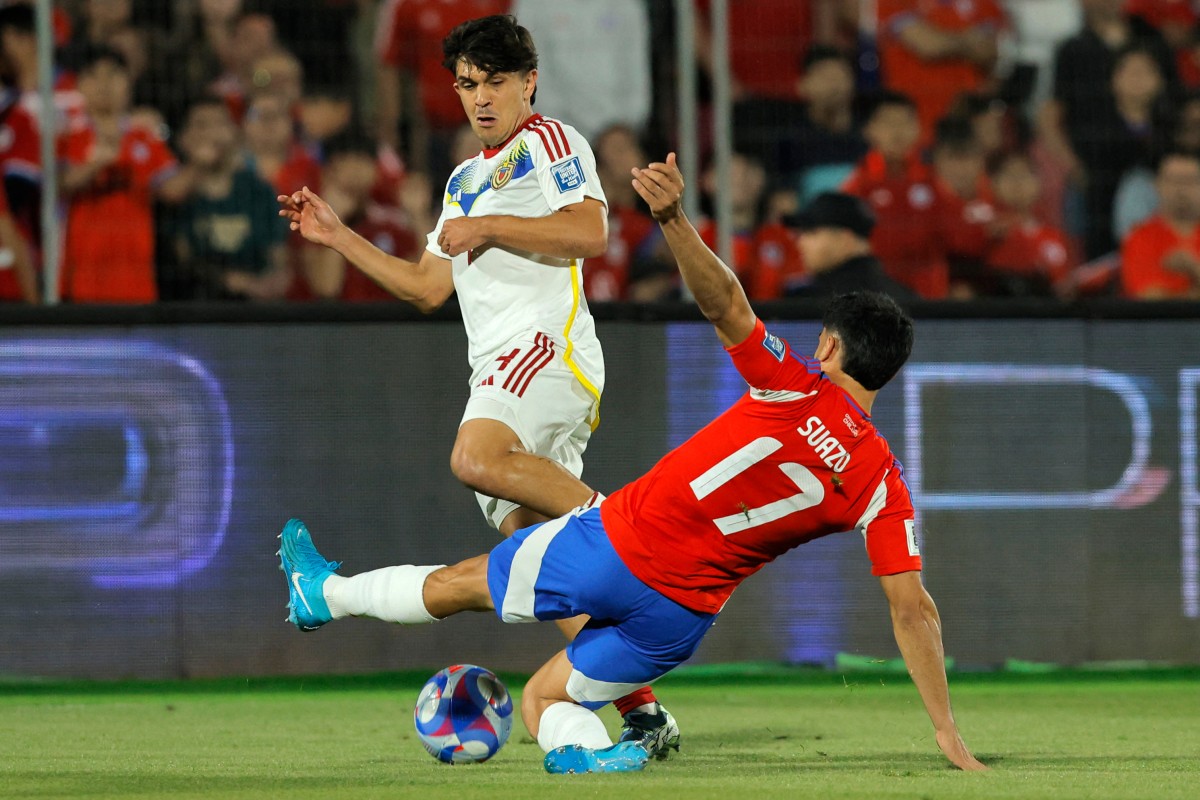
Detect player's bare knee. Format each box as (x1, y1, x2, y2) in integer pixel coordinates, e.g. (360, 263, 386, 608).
(449, 441, 502, 495)
(520, 677, 551, 737)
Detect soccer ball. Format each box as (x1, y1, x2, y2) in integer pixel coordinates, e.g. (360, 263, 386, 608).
(413, 664, 514, 764)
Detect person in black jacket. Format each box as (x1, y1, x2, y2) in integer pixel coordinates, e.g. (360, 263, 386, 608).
(784, 191, 915, 300)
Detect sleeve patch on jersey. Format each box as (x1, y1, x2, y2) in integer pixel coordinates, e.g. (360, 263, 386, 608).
(905, 520, 920, 557)
(761, 330, 786, 362)
(551, 156, 586, 193)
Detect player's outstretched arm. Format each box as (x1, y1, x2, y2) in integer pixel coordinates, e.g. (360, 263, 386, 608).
(632, 153, 756, 348)
(278, 186, 454, 312)
(880, 571, 988, 771)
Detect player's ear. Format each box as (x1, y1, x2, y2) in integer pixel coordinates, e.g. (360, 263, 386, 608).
(816, 331, 838, 366)
(524, 68, 538, 102)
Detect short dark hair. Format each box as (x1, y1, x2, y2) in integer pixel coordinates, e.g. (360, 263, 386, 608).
(442, 15, 538, 86)
(821, 292, 914, 391)
(0, 3, 34, 36)
(865, 90, 917, 122)
(931, 116, 979, 156)
(802, 44, 852, 73)
(78, 45, 128, 75)
(324, 128, 376, 161)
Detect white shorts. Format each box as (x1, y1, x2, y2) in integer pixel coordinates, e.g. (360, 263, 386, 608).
(462, 330, 601, 529)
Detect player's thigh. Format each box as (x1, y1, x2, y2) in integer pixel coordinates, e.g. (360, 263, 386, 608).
(486, 502, 610, 624)
(564, 598, 716, 711)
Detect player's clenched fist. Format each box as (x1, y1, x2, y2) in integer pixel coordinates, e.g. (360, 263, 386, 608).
(631, 152, 685, 224)
(277, 186, 344, 248)
(438, 216, 488, 257)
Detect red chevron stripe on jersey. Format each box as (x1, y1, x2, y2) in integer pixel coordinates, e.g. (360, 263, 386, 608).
(530, 121, 560, 160)
(530, 118, 572, 161)
(503, 332, 555, 396)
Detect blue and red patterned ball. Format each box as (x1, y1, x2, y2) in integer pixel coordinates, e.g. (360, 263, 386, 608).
(413, 664, 514, 764)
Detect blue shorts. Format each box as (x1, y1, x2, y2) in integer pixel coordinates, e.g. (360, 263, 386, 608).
(487, 505, 717, 710)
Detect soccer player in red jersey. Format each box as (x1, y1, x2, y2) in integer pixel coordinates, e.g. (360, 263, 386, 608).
(278, 154, 986, 775)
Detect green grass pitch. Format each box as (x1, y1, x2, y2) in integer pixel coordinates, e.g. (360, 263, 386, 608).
(2, 668, 1197, 799)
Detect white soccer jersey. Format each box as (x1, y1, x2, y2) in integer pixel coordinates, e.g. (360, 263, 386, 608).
(427, 114, 606, 401)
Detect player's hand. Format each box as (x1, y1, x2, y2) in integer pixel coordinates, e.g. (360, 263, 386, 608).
(278, 186, 345, 249)
(935, 728, 988, 771)
(438, 216, 487, 257)
(632, 152, 684, 224)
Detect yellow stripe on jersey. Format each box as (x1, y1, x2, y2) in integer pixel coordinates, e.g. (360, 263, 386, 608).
(562, 259, 602, 430)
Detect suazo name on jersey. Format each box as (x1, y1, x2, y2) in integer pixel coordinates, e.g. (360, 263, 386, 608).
(799, 416, 851, 473)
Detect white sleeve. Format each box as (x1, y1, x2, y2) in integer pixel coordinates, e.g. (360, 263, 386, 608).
(532, 120, 607, 213)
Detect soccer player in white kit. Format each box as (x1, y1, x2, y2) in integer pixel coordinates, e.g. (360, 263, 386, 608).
(277, 15, 676, 755)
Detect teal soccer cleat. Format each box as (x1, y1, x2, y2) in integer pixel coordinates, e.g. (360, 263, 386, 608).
(543, 741, 650, 775)
(277, 518, 339, 631)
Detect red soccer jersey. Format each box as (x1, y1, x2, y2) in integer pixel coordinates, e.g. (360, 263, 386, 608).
(745, 221, 806, 300)
(59, 121, 177, 303)
(843, 151, 952, 298)
(878, 0, 1007, 135)
(986, 215, 1072, 283)
(584, 205, 658, 302)
(603, 319, 921, 614)
(375, 0, 511, 129)
(1120, 215, 1200, 298)
(696, 0, 812, 100)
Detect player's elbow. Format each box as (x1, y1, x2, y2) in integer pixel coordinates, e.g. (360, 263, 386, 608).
(577, 230, 608, 259)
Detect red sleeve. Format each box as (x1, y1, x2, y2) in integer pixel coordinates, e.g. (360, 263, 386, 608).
(143, 134, 178, 185)
(877, 0, 920, 38)
(0, 179, 10, 215)
(374, 0, 412, 68)
(860, 461, 922, 576)
(60, 128, 90, 165)
(1120, 225, 1161, 297)
(724, 317, 823, 395)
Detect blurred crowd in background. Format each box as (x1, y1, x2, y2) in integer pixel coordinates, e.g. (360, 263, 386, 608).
(1, 0, 1199, 306)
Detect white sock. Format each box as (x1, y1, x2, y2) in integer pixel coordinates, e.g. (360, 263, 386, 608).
(536, 702, 613, 753)
(323, 565, 445, 624)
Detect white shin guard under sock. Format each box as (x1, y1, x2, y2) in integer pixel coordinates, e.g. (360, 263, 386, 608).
(536, 702, 613, 753)
(322, 565, 445, 624)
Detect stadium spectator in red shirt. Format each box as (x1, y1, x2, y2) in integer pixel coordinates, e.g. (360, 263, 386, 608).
(58, 47, 200, 304)
(295, 131, 420, 302)
(374, 0, 510, 172)
(876, 0, 1007, 138)
(0, 86, 40, 281)
(1121, 150, 1200, 298)
(243, 91, 321, 197)
(930, 117, 999, 295)
(984, 150, 1074, 296)
(276, 152, 987, 775)
(843, 91, 953, 298)
(697, 153, 767, 279)
(745, 186, 807, 300)
(587, 124, 674, 302)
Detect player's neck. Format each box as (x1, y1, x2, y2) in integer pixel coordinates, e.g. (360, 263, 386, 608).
(828, 372, 876, 417)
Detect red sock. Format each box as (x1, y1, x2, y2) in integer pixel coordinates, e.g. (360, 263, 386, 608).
(613, 686, 657, 716)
